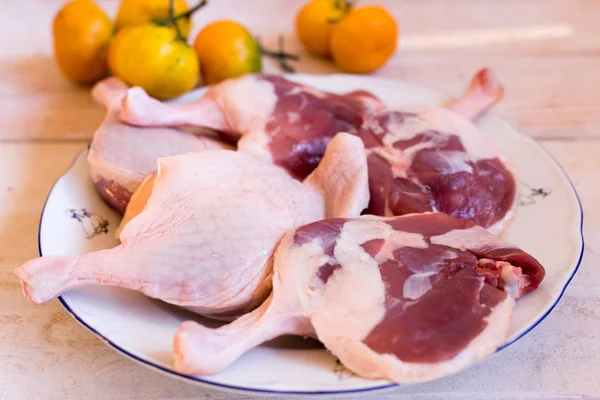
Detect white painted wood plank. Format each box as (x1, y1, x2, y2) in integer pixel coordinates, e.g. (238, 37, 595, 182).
(2, 0, 600, 140)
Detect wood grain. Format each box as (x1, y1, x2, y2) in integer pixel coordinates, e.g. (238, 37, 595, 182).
(2, 0, 600, 140)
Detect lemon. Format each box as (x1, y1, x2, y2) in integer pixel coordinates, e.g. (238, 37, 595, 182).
(193, 20, 262, 85)
(108, 24, 200, 99)
(52, 0, 113, 84)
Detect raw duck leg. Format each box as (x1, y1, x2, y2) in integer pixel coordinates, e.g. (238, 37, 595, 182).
(173, 213, 545, 383)
(16, 133, 369, 319)
(118, 69, 501, 179)
(118, 69, 516, 232)
(88, 77, 231, 214)
(356, 68, 515, 234)
(358, 105, 517, 235)
(120, 73, 385, 178)
(446, 67, 505, 120)
(117, 69, 515, 231)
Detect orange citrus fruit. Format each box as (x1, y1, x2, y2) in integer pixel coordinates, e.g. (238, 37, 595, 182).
(330, 6, 398, 74)
(193, 20, 262, 85)
(295, 0, 351, 57)
(52, 0, 113, 84)
(115, 0, 192, 37)
(108, 24, 200, 99)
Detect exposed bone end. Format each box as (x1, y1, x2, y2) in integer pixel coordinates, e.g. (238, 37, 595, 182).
(14, 255, 80, 304)
(91, 77, 129, 110)
(447, 67, 506, 120)
(172, 321, 235, 376)
(172, 293, 299, 376)
(15, 248, 133, 305)
(119, 87, 163, 127)
(470, 67, 506, 109)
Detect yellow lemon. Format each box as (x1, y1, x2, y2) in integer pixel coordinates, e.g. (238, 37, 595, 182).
(295, 0, 351, 57)
(52, 0, 113, 84)
(330, 6, 398, 74)
(115, 0, 192, 37)
(108, 24, 200, 99)
(193, 20, 262, 85)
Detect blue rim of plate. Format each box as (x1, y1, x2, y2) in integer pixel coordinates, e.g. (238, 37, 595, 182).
(38, 133, 584, 396)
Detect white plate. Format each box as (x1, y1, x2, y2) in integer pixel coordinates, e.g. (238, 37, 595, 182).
(38, 74, 584, 396)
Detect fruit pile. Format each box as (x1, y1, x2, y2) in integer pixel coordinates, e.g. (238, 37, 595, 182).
(296, 0, 397, 73)
(52, 0, 397, 99)
(53, 0, 263, 99)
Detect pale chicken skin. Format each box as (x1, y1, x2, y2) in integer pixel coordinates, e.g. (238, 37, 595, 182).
(119, 69, 515, 233)
(121, 74, 384, 179)
(88, 77, 231, 214)
(173, 213, 545, 383)
(13, 70, 545, 384)
(359, 106, 516, 235)
(15, 133, 370, 319)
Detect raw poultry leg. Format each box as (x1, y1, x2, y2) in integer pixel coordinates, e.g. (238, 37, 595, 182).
(446, 67, 505, 120)
(16, 133, 369, 319)
(117, 70, 514, 232)
(118, 129, 371, 234)
(89, 77, 231, 214)
(118, 69, 514, 232)
(173, 213, 545, 382)
(352, 67, 513, 233)
(119, 69, 502, 173)
(359, 105, 517, 234)
(120, 73, 384, 178)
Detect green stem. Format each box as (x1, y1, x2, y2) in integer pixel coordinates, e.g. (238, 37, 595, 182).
(176, 0, 208, 20)
(153, 0, 208, 40)
(328, 0, 354, 23)
(258, 35, 300, 73)
(260, 48, 299, 61)
(169, 0, 186, 41)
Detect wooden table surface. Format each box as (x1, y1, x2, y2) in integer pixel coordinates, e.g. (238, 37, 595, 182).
(1, 1, 598, 399)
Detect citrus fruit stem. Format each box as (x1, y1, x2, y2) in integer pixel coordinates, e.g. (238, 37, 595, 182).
(327, 0, 353, 23)
(177, 0, 208, 19)
(257, 35, 299, 73)
(153, 0, 208, 41)
(168, 0, 186, 41)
